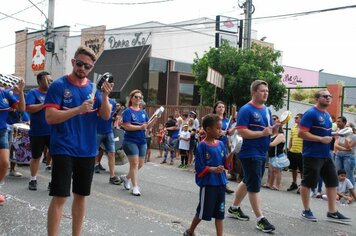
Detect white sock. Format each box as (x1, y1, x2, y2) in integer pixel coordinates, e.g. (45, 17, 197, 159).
(30, 176, 37, 181)
(231, 205, 240, 209)
(257, 216, 265, 221)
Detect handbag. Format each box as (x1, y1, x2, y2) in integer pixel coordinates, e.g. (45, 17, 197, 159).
(270, 151, 290, 169)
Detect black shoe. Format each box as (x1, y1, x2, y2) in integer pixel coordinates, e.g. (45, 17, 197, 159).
(326, 211, 351, 223)
(225, 187, 234, 194)
(94, 165, 100, 173)
(28, 180, 37, 191)
(160, 160, 167, 164)
(287, 182, 298, 191)
(109, 176, 122, 185)
(98, 163, 106, 171)
(227, 206, 250, 221)
(256, 217, 275, 233)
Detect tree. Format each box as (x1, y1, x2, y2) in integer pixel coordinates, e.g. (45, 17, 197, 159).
(192, 42, 286, 110)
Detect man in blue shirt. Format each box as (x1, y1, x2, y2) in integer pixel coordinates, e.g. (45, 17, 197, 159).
(44, 46, 113, 235)
(227, 80, 276, 233)
(26, 71, 52, 191)
(298, 89, 351, 223)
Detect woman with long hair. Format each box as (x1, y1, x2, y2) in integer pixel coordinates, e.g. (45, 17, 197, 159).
(120, 90, 157, 196)
(267, 115, 286, 190)
(212, 101, 235, 194)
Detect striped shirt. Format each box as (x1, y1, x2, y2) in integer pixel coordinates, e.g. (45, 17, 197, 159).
(289, 126, 303, 153)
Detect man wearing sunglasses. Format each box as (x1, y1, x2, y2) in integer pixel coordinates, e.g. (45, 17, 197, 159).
(298, 89, 351, 223)
(44, 46, 114, 236)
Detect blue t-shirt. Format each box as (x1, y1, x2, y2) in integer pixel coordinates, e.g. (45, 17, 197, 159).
(195, 140, 229, 187)
(122, 107, 149, 145)
(218, 117, 232, 147)
(299, 106, 332, 158)
(0, 89, 18, 129)
(26, 88, 50, 136)
(97, 99, 116, 134)
(44, 75, 102, 157)
(5, 89, 29, 125)
(236, 102, 272, 159)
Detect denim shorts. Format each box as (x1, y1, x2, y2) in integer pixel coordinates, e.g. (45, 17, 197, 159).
(0, 128, 9, 149)
(240, 158, 266, 193)
(122, 140, 147, 158)
(96, 132, 115, 153)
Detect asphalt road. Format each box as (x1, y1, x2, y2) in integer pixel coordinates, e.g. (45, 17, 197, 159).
(0, 150, 355, 236)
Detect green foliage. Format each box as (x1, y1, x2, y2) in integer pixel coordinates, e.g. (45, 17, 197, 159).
(192, 42, 286, 110)
(290, 88, 318, 104)
(345, 105, 356, 113)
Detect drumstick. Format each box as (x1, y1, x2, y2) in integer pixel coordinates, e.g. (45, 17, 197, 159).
(91, 76, 98, 100)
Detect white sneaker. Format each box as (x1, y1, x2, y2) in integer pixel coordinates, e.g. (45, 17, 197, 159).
(120, 175, 131, 190)
(131, 186, 141, 196)
(9, 170, 22, 177)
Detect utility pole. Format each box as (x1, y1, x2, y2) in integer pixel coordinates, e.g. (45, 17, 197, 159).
(45, 0, 55, 72)
(243, 0, 253, 49)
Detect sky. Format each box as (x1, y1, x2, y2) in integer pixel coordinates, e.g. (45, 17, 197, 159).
(1, 0, 356, 78)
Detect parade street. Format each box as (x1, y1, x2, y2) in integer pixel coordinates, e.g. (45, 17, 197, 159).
(0, 150, 355, 236)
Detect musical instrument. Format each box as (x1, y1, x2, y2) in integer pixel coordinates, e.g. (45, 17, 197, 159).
(91, 72, 114, 99)
(0, 74, 23, 88)
(230, 130, 243, 153)
(10, 123, 31, 164)
(280, 110, 292, 125)
(148, 106, 164, 123)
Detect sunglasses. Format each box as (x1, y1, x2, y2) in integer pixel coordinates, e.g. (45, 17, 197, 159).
(133, 95, 143, 100)
(272, 117, 277, 120)
(320, 94, 332, 99)
(294, 117, 299, 119)
(74, 59, 93, 70)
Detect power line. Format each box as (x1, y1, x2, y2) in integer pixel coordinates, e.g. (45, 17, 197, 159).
(253, 4, 356, 22)
(27, 0, 48, 20)
(0, 11, 43, 26)
(0, 0, 45, 22)
(2, 4, 356, 50)
(83, 0, 174, 5)
(53, 4, 356, 34)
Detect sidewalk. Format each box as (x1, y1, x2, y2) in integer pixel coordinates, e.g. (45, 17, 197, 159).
(146, 148, 296, 191)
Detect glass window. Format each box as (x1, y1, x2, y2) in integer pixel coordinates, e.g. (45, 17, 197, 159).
(179, 78, 194, 105)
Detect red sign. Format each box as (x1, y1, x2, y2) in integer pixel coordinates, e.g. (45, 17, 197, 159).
(31, 38, 46, 71)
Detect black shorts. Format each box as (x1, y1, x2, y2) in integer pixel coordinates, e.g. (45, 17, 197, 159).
(30, 135, 50, 159)
(287, 151, 303, 171)
(301, 157, 338, 189)
(179, 149, 188, 156)
(49, 155, 95, 197)
(196, 185, 225, 221)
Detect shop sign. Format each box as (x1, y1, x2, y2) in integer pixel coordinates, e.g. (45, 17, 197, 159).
(105, 32, 151, 50)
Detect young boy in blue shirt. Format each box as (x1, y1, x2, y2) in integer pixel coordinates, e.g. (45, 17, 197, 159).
(184, 114, 233, 236)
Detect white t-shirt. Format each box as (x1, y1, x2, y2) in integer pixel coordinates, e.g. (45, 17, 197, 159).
(179, 130, 190, 150)
(337, 178, 354, 194)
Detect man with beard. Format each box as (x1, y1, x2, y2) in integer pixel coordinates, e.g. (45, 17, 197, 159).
(227, 80, 276, 233)
(44, 46, 113, 236)
(298, 89, 351, 223)
(26, 71, 52, 191)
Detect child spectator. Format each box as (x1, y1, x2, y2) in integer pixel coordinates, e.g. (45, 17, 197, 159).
(156, 123, 165, 158)
(144, 127, 153, 163)
(178, 124, 190, 168)
(336, 169, 356, 204)
(184, 114, 233, 236)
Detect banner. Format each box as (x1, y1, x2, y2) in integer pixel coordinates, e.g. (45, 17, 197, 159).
(206, 67, 224, 89)
(31, 38, 46, 72)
